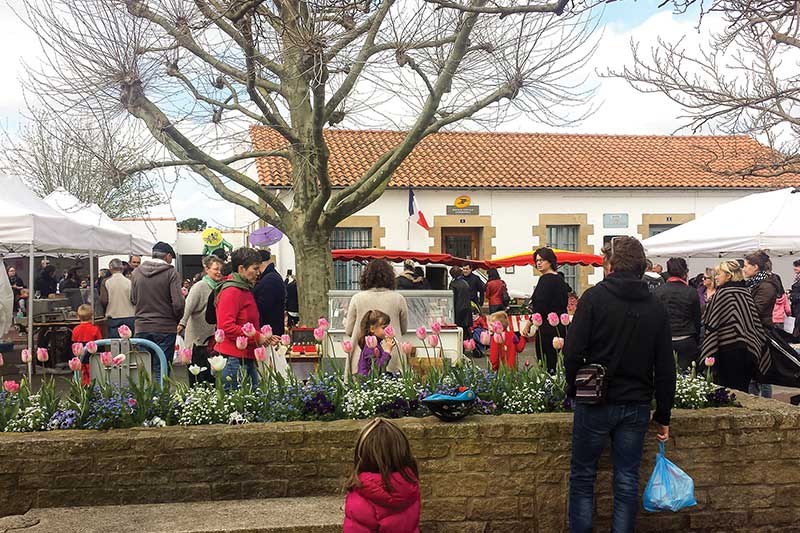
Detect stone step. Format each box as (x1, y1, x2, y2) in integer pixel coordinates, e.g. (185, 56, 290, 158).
(1, 496, 344, 533)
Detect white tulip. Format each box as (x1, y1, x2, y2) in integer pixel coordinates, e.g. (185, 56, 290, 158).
(207, 355, 227, 373)
(188, 365, 207, 376)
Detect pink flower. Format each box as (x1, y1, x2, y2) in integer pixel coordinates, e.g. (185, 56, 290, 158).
(415, 327, 427, 340)
(100, 352, 113, 367)
(181, 287, 189, 297)
(480, 331, 491, 346)
(179, 348, 192, 365)
(3, 380, 20, 394)
(254, 346, 267, 362)
(86, 341, 98, 354)
(281, 334, 291, 346)
(531, 313, 543, 327)
(0, 353, 3, 367)
(236, 336, 248, 350)
(214, 329, 225, 343)
(242, 322, 256, 337)
(341, 340, 354, 353)
(427, 335, 439, 348)
(493, 332, 504, 345)
(21, 349, 31, 363)
(313, 327, 325, 342)
(547, 313, 559, 327)
(260, 325, 273, 338)
(560, 313, 571, 327)
(68, 357, 82, 372)
(552, 337, 565, 351)
(365, 335, 379, 349)
(71, 343, 84, 357)
(491, 321, 505, 334)
(463, 339, 476, 352)
(705, 356, 715, 367)
(112, 354, 126, 366)
(36, 347, 49, 362)
(524, 359, 531, 368)
(384, 325, 396, 338)
(401, 341, 413, 356)
(318, 318, 329, 331)
(431, 321, 442, 334)
(117, 324, 132, 339)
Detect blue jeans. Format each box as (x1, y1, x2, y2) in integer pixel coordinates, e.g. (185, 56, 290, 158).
(136, 332, 176, 380)
(222, 356, 259, 390)
(569, 403, 650, 533)
(107, 317, 135, 339)
(748, 381, 773, 398)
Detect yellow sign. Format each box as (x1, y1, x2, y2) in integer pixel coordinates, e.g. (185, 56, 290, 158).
(201, 227, 224, 247)
(454, 195, 471, 208)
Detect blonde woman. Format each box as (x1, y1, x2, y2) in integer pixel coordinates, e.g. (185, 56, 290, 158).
(701, 260, 766, 392)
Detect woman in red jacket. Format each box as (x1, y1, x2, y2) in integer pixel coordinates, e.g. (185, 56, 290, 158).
(485, 268, 509, 313)
(215, 247, 263, 388)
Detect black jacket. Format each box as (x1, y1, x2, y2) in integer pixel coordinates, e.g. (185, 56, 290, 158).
(396, 272, 422, 290)
(35, 272, 58, 299)
(252, 264, 286, 335)
(654, 280, 701, 338)
(751, 273, 781, 328)
(564, 272, 676, 426)
(529, 273, 569, 318)
(450, 277, 472, 331)
(790, 278, 800, 317)
(463, 272, 485, 307)
(285, 279, 299, 313)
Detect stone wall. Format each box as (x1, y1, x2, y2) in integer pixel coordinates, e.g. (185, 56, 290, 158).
(1, 395, 799, 532)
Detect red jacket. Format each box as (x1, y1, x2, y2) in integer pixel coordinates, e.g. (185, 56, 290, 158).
(489, 330, 526, 371)
(214, 285, 260, 359)
(344, 470, 420, 533)
(485, 279, 507, 306)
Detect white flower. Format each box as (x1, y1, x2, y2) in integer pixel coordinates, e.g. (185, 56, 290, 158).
(188, 365, 207, 376)
(207, 355, 227, 373)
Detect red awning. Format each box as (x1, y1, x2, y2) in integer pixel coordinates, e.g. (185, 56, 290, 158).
(483, 249, 603, 268)
(332, 248, 602, 268)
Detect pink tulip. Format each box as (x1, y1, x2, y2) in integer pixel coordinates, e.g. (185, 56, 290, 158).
(705, 356, 715, 367)
(0, 353, 3, 367)
(365, 335, 378, 349)
(401, 341, 413, 356)
(313, 327, 325, 342)
(181, 287, 189, 297)
(236, 336, 248, 350)
(71, 343, 84, 357)
(547, 313, 559, 327)
(68, 357, 82, 372)
(480, 331, 491, 346)
(280, 334, 291, 346)
(179, 348, 192, 365)
(3, 380, 20, 394)
(493, 332, 504, 345)
(384, 325, 396, 338)
(560, 313, 571, 327)
(318, 317, 329, 331)
(117, 324, 132, 339)
(86, 341, 98, 354)
(260, 325, 273, 338)
(214, 329, 225, 343)
(431, 321, 442, 334)
(112, 354, 126, 366)
(341, 340, 354, 353)
(254, 346, 267, 362)
(463, 339, 476, 352)
(242, 322, 256, 337)
(552, 337, 565, 351)
(491, 321, 505, 334)
(427, 335, 439, 348)
(36, 347, 49, 362)
(415, 326, 427, 340)
(531, 313, 543, 327)
(21, 349, 31, 363)
(100, 352, 113, 367)
(524, 359, 531, 368)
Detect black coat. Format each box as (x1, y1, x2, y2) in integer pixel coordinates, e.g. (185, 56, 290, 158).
(450, 277, 472, 331)
(463, 272, 485, 307)
(654, 280, 701, 338)
(252, 264, 286, 335)
(285, 279, 299, 313)
(35, 273, 58, 299)
(564, 272, 676, 426)
(396, 272, 422, 290)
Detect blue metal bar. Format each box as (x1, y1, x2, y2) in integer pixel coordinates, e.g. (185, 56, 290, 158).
(92, 338, 168, 386)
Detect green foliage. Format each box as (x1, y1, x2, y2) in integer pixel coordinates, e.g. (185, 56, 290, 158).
(177, 218, 208, 231)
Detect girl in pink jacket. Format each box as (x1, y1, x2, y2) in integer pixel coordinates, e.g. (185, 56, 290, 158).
(773, 292, 791, 325)
(344, 418, 420, 533)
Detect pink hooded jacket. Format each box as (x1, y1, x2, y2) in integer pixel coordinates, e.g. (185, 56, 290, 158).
(343, 470, 420, 533)
(773, 293, 791, 324)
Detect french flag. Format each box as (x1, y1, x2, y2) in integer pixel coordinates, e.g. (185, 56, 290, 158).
(408, 187, 430, 231)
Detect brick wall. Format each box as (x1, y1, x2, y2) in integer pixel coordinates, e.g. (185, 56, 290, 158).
(1, 394, 799, 532)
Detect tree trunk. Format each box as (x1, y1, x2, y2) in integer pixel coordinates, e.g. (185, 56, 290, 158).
(291, 227, 333, 327)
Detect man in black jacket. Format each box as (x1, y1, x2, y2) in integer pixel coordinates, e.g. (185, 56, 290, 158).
(564, 236, 675, 533)
(449, 266, 472, 333)
(253, 250, 286, 335)
(461, 264, 485, 307)
(654, 257, 702, 371)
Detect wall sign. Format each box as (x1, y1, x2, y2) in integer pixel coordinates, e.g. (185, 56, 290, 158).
(454, 195, 471, 208)
(447, 205, 480, 215)
(603, 213, 629, 229)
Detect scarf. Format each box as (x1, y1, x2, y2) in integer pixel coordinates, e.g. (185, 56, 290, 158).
(203, 274, 220, 291)
(667, 276, 688, 285)
(215, 273, 253, 297)
(795, 272, 800, 287)
(746, 270, 769, 289)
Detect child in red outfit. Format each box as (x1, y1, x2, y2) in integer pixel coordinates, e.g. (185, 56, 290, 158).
(488, 310, 526, 371)
(344, 418, 420, 533)
(71, 304, 102, 385)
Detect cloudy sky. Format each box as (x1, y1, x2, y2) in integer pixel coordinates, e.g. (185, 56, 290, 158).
(0, 1, 711, 227)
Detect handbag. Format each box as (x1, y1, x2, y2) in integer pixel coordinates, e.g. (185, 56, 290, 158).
(501, 281, 511, 307)
(574, 299, 640, 405)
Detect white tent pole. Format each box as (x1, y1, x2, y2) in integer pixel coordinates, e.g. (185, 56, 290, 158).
(89, 250, 95, 323)
(27, 244, 34, 383)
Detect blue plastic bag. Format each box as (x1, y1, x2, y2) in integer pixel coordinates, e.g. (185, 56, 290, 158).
(643, 442, 697, 512)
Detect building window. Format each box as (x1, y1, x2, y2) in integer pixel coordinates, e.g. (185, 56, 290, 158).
(648, 224, 679, 238)
(546, 225, 578, 292)
(332, 227, 372, 290)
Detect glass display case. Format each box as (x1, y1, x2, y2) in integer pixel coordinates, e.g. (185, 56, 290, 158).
(328, 290, 454, 331)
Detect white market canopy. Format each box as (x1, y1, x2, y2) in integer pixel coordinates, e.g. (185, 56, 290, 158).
(642, 187, 800, 258)
(44, 188, 155, 256)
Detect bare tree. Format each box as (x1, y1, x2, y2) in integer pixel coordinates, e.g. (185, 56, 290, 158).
(2, 107, 166, 217)
(610, 0, 800, 177)
(19, 0, 598, 318)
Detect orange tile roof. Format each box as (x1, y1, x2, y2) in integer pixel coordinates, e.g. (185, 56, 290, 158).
(250, 127, 800, 189)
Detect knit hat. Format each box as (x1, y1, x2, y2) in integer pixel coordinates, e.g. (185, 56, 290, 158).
(152, 241, 176, 257)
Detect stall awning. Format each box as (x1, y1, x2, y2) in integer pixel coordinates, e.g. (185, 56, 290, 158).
(332, 249, 603, 268)
(483, 250, 603, 268)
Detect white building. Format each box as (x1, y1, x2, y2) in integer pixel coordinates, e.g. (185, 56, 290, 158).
(246, 129, 800, 296)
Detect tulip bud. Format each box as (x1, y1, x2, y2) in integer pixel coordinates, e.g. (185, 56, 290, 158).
(179, 348, 192, 365)
(207, 355, 227, 372)
(401, 341, 413, 356)
(117, 324, 132, 339)
(427, 335, 439, 348)
(188, 364, 206, 376)
(260, 325, 273, 338)
(547, 313, 559, 327)
(68, 357, 82, 372)
(100, 352, 113, 367)
(705, 356, 715, 367)
(3, 380, 20, 394)
(242, 322, 256, 337)
(552, 337, 565, 351)
(341, 340, 354, 353)
(214, 329, 225, 343)
(71, 343, 84, 357)
(21, 349, 31, 363)
(0, 353, 3, 367)
(415, 326, 427, 340)
(318, 317, 329, 331)
(365, 335, 378, 349)
(313, 327, 325, 342)
(86, 341, 98, 354)
(36, 347, 49, 362)
(112, 354, 126, 366)
(254, 346, 267, 362)
(493, 332, 504, 345)
(236, 336, 248, 351)
(491, 321, 505, 334)
(431, 321, 442, 334)
(531, 313, 543, 327)
(181, 287, 189, 297)
(280, 334, 291, 346)
(383, 325, 396, 338)
(560, 313, 571, 327)
(480, 331, 492, 346)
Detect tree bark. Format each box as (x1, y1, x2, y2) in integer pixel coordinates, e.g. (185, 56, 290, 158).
(291, 226, 334, 325)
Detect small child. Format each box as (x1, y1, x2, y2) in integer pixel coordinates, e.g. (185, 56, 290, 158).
(469, 302, 488, 357)
(17, 288, 29, 316)
(488, 310, 526, 371)
(356, 310, 394, 376)
(344, 418, 421, 533)
(71, 304, 102, 385)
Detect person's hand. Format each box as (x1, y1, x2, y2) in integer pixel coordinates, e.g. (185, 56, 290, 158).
(522, 322, 531, 337)
(383, 337, 396, 351)
(654, 422, 669, 442)
(270, 335, 281, 346)
(177, 324, 185, 335)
